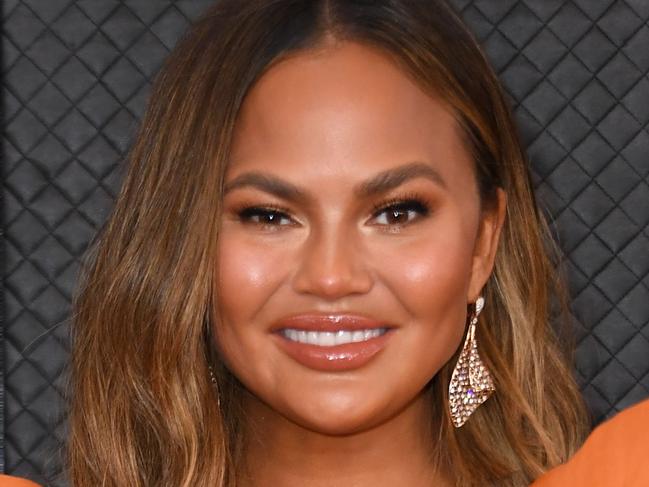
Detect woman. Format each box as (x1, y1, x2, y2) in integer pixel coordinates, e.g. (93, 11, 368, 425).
(14, 1, 594, 486)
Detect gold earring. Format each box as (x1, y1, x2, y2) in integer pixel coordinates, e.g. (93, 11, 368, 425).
(448, 296, 495, 428)
(208, 364, 217, 384)
(208, 364, 222, 409)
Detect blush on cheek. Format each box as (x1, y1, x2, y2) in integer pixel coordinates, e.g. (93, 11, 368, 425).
(216, 235, 284, 316)
(215, 248, 257, 345)
(378, 222, 474, 292)
(372, 227, 473, 351)
(398, 255, 469, 321)
(218, 238, 270, 288)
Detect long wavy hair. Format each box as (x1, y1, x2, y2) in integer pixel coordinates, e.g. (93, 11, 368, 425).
(67, 1, 589, 485)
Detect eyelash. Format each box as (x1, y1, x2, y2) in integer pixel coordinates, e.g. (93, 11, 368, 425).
(369, 192, 431, 225)
(235, 192, 432, 229)
(236, 204, 295, 227)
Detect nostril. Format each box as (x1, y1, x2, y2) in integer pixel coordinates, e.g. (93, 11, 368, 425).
(293, 269, 372, 299)
(290, 229, 374, 298)
(291, 252, 373, 298)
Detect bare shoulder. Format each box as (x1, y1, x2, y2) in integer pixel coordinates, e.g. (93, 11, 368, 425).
(0, 474, 42, 487)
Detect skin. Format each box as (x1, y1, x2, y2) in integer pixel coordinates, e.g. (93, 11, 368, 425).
(214, 40, 506, 486)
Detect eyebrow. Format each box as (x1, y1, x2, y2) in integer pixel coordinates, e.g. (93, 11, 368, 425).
(223, 161, 447, 200)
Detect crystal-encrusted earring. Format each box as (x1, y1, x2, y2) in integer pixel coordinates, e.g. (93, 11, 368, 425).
(208, 364, 222, 408)
(208, 364, 217, 384)
(448, 296, 495, 428)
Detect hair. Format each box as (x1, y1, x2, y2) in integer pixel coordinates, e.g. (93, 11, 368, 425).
(67, 1, 590, 486)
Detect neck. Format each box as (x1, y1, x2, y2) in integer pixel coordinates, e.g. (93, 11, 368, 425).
(236, 388, 451, 487)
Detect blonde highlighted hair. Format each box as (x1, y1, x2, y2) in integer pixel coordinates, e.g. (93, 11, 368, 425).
(68, 1, 589, 485)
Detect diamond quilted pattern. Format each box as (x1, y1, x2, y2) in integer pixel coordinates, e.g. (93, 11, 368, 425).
(53, 59, 94, 102)
(598, 52, 643, 98)
(2, 1, 648, 485)
(598, 2, 644, 45)
(50, 6, 95, 49)
(623, 25, 649, 69)
(76, 31, 122, 76)
(548, 3, 592, 45)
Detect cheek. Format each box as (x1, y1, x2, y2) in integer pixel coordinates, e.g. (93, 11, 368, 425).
(377, 217, 475, 312)
(215, 230, 288, 323)
(371, 216, 476, 372)
(212, 226, 311, 383)
(212, 231, 283, 375)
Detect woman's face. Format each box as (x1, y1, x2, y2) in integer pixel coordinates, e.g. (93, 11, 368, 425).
(214, 41, 505, 435)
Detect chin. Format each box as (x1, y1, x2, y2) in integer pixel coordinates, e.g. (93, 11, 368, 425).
(279, 392, 396, 436)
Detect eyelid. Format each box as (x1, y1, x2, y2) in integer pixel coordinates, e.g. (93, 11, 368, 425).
(235, 204, 299, 227)
(369, 192, 432, 217)
(231, 192, 433, 228)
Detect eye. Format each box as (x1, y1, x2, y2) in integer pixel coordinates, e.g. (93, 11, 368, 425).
(237, 206, 295, 227)
(370, 198, 430, 226)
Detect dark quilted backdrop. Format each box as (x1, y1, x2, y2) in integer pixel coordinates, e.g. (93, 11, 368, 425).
(2, 0, 648, 485)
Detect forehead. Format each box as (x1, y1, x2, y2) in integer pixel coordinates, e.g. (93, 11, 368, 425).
(228, 40, 473, 188)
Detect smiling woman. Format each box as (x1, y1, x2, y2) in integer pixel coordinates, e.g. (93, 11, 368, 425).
(215, 42, 506, 447)
(64, 1, 589, 486)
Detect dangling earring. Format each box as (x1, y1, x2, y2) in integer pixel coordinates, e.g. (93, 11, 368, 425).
(448, 296, 495, 428)
(208, 364, 222, 409)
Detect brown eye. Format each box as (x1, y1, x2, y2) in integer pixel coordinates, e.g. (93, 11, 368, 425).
(371, 200, 429, 226)
(238, 207, 294, 226)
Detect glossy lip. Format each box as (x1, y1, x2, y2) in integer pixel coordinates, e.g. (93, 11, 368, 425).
(271, 313, 396, 372)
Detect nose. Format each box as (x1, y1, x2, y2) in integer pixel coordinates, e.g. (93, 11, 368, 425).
(291, 224, 373, 300)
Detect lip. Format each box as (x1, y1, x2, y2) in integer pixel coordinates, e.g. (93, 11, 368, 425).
(271, 313, 396, 372)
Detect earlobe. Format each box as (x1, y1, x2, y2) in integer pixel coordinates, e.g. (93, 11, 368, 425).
(467, 188, 507, 302)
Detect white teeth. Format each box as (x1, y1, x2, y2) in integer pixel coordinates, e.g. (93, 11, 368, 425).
(320, 332, 335, 346)
(352, 330, 365, 342)
(335, 330, 352, 345)
(282, 328, 386, 346)
(307, 331, 319, 345)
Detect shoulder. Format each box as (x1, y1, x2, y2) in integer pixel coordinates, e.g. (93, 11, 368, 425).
(0, 475, 42, 487)
(531, 398, 649, 486)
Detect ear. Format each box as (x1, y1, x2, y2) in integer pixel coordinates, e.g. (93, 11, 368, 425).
(467, 188, 507, 303)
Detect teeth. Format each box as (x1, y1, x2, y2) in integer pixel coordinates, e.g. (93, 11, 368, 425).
(282, 328, 386, 346)
(320, 332, 335, 346)
(352, 330, 365, 342)
(307, 331, 319, 345)
(335, 330, 352, 345)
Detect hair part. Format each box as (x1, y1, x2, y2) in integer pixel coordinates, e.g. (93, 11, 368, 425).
(68, 1, 589, 486)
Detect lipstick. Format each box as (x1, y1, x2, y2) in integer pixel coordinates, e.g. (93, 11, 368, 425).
(271, 314, 394, 372)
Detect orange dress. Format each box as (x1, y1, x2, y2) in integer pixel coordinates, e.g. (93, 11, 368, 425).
(532, 397, 649, 486)
(0, 475, 40, 487)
